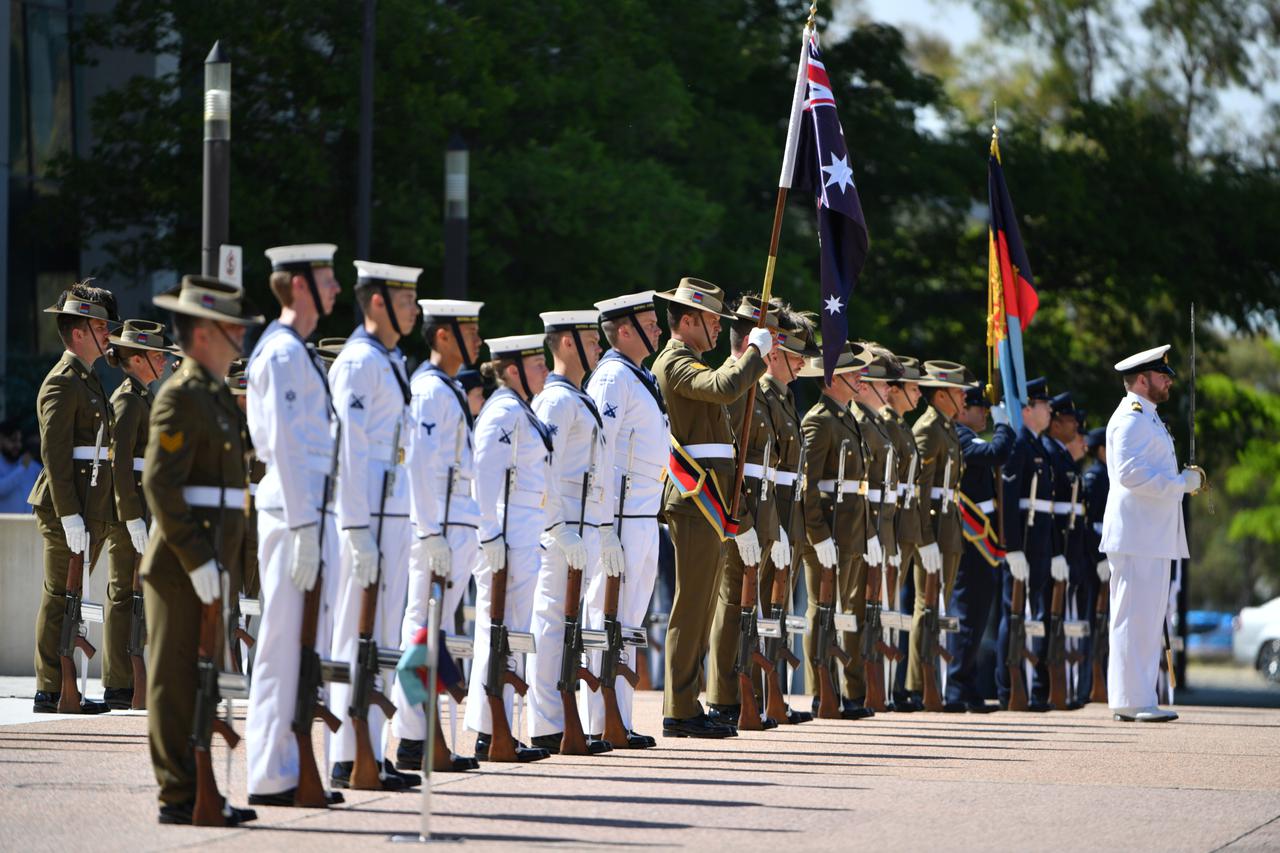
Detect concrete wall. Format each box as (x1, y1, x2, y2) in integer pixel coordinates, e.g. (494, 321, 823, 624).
(0, 513, 113, 677)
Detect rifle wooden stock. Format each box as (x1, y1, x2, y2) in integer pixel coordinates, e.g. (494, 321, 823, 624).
(599, 574, 632, 747)
(1006, 578, 1031, 711)
(764, 563, 795, 723)
(349, 577, 386, 789)
(862, 563, 887, 713)
(1090, 583, 1109, 704)
(485, 558, 522, 763)
(1048, 580, 1069, 710)
(129, 554, 147, 710)
(192, 601, 234, 827)
(920, 571, 944, 712)
(558, 566, 595, 756)
(813, 567, 842, 720)
(292, 554, 333, 807)
(735, 561, 773, 731)
(57, 553, 93, 714)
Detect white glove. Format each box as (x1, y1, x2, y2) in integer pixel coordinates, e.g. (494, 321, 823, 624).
(125, 517, 149, 555)
(746, 327, 774, 357)
(1051, 555, 1070, 582)
(814, 536, 838, 569)
(343, 527, 379, 587)
(1006, 550, 1030, 581)
(918, 541, 941, 574)
(290, 523, 321, 592)
(599, 527, 625, 578)
(61, 513, 88, 555)
(188, 559, 220, 605)
(1096, 559, 1111, 583)
(735, 526, 761, 565)
(864, 534, 884, 567)
(545, 525, 587, 569)
(889, 552, 901, 568)
(770, 527, 791, 570)
(1181, 467, 1203, 493)
(480, 535, 506, 574)
(413, 533, 452, 579)
(991, 402, 1010, 427)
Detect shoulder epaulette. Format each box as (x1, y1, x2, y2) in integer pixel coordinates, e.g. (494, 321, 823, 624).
(1130, 401, 1143, 413)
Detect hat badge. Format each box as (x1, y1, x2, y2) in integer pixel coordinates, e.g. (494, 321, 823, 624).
(691, 292, 704, 303)
(136, 332, 149, 344)
(77, 303, 92, 315)
(200, 294, 217, 309)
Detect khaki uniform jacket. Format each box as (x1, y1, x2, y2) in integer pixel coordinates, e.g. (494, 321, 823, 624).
(912, 404, 964, 555)
(654, 338, 765, 532)
(28, 352, 116, 522)
(800, 395, 867, 555)
(141, 358, 248, 578)
(881, 406, 924, 546)
(726, 366, 778, 543)
(110, 374, 152, 523)
(853, 401, 898, 558)
(760, 375, 805, 539)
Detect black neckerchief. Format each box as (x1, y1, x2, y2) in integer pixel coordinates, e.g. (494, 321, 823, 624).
(490, 387, 554, 454)
(348, 324, 410, 405)
(250, 319, 336, 416)
(545, 372, 603, 430)
(416, 361, 474, 430)
(599, 348, 665, 415)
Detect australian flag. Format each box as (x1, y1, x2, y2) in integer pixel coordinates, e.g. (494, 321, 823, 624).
(791, 35, 870, 384)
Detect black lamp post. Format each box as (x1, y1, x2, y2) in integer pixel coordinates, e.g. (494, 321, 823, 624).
(202, 41, 230, 278)
(443, 133, 468, 299)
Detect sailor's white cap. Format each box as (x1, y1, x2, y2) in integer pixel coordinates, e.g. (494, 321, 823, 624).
(1114, 344, 1174, 376)
(264, 244, 337, 269)
(486, 334, 546, 358)
(594, 291, 656, 321)
(540, 309, 600, 332)
(353, 260, 421, 289)
(418, 299, 484, 321)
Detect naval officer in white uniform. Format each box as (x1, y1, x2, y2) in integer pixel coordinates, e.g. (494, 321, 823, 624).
(1099, 344, 1206, 722)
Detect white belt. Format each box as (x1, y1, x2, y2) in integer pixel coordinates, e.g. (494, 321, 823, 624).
(132, 457, 146, 472)
(977, 499, 996, 514)
(625, 458, 665, 483)
(561, 478, 604, 504)
(249, 483, 259, 497)
(773, 469, 798, 488)
(865, 487, 885, 503)
(72, 446, 109, 461)
(743, 462, 776, 481)
(1019, 498, 1054, 513)
(367, 439, 404, 467)
(1052, 501, 1073, 514)
(683, 443, 734, 460)
(931, 487, 957, 502)
(182, 486, 246, 508)
(817, 478, 867, 495)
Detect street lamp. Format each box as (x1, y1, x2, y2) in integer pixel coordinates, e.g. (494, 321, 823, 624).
(202, 41, 230, 278)
(443, 133, 468, 299)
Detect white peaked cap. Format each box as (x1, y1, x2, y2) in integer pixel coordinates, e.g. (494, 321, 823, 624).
(264, 244, 337, 268)
(1114, 344, 1172, 372)
(353, 260, 422, 286)
(486, 334, 546, 358)
(540, 309, 600, 331)
(594, 291, 656, 320)
(418, 299, 484, 320)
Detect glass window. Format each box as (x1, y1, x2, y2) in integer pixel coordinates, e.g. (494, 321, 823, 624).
(23, 3, 73, 179)
(36, 271, 77, 354)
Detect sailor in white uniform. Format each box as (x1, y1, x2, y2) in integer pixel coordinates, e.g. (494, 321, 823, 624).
(583, 292, 668, 746)
(392, 298, 485, 771)
(464, 333, 583, 761)
(526, 310, 622, 754)
(327, 261, 421, 788)
(1100, 344, 1206, 722)
(244, 244, 343, 805)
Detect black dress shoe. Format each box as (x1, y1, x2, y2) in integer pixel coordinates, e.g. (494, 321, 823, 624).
(840, 700, 875, 721)
(887, 693, 922, 713)
(942, 701, 968, 713)
(1027, 701, 1052, 713)
(158, 800, 258, 826)
(530, 733, 612, 755)
(384, 758, 420, 788)
(329, 761, 415, 791)
(627, 730, 658, 748)
(247, 787, 343, 807)
(662, 714, 735, 738)
(966, 702, 998, 714)
(33, 691, 59, 713)
(78, 697, 111, 714)
(104, 687, 135, 710)
(474, 733, 551, 762)
(395, 738, 424, 770)
(707, 704, 740, 726)
(784, 708, 814, 724)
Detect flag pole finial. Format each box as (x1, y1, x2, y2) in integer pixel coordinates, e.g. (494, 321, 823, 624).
(992, 99, 1000, 140)
(807, 2, 817, 30)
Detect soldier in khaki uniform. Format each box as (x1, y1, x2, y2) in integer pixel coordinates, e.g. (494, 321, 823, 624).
(904, 360, 971, 702)
(706, 296, 783, 728)
(104, 320, 178, 710)
(653, 278, 772, 738)
(143, 275, 262, 826)
(225, 358, 264, 674)
(797, 343, 875, 719)
(29, 283, 120, 714)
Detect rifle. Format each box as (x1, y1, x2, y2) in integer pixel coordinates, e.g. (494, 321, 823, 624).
(734, 434, 775, 732)
(128, 547, 147, 710)
(812, 438, 853, 720)
(920, 455, 955, 712)
(1005, 470, 1040, 712)
(1047, 580, 1069, 709)
(292, 443, 342, 807)
(348, 422, 401, 790)
(559, 427, 602, 755)
(861, 444, 897, 713)
(484, 422, 529, 763)
(764, 439, 807, 724)
(601, 430, 639, 747)
(58, 422, 105, 714)
(1089, 581, 1109, 704)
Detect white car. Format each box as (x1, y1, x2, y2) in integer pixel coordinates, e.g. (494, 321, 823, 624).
(1232, 596, 1280, 683)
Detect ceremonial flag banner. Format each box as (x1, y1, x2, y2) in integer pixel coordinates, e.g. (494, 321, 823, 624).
(395, 626, 462, 704)
(987, 130, 1040, 429)
(791, 32, 870, 385)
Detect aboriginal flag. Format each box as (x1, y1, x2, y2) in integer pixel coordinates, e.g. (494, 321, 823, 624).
(987, 132, 1039, 429)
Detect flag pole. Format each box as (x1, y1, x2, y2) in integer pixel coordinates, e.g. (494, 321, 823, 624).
(987, 114, 1006, 546)
(729, 5, 815, 523)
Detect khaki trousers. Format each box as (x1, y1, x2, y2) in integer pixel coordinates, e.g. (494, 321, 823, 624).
(663, 512, 728, 719)
(906, 550, 961, 691)
(33, 505, 110, 692)
(706, 541, 774, 707)
(104, 521, 139, 689)
(802, 547, 867, 703)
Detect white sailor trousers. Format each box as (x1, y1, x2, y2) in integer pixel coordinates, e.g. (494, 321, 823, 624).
(1106, 553, 1172, 711)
